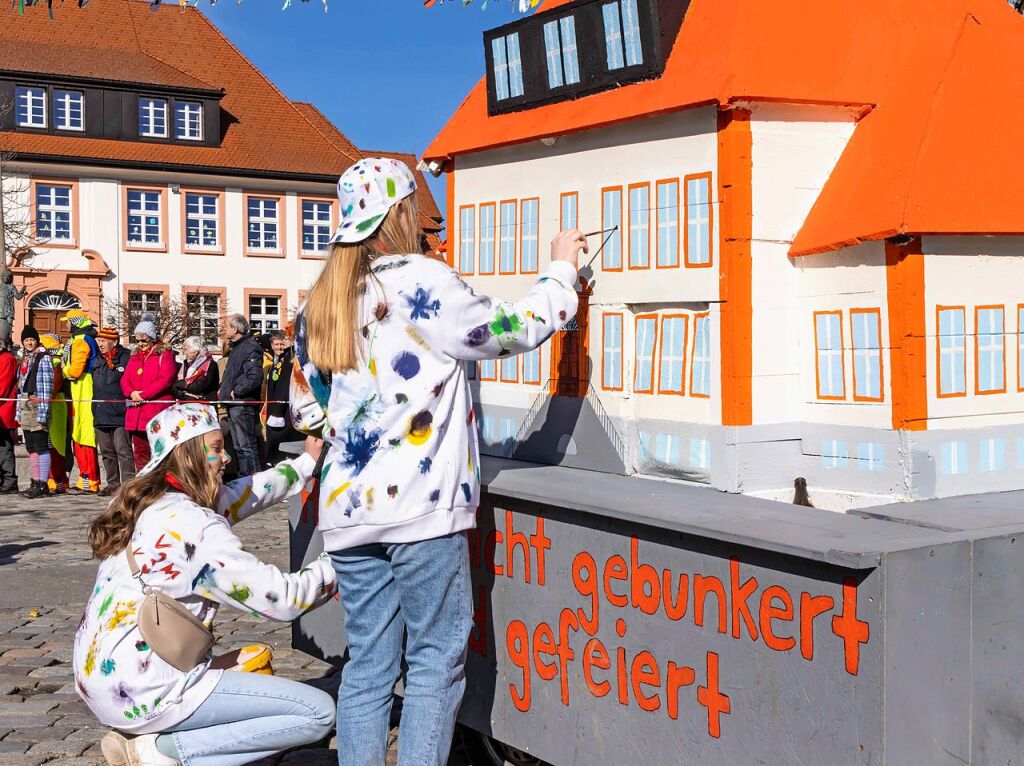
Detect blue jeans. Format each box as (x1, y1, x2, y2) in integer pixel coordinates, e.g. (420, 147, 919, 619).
(166, 671, 334, 766)
(227, 405, 261, 477)
(330, 532, 473, 766)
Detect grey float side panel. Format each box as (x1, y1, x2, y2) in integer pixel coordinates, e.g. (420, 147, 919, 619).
(858, 490, 1024, 532)
(881, 541, 972, 765)
(969, 534, 1024, 764)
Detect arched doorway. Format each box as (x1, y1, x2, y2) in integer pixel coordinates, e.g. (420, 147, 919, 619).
(549, 278, 592, 398)
(28, 291, 81, 341)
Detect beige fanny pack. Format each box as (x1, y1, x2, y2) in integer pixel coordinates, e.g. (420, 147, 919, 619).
(126, 550, 215, 672)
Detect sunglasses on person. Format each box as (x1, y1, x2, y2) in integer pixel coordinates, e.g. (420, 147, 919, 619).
(135, 336, 154, 346)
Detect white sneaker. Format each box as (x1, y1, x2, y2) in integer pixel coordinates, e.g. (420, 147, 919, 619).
(100, 731, 181, 766)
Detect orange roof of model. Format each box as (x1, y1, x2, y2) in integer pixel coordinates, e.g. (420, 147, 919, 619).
(426, 0, 1024, 254)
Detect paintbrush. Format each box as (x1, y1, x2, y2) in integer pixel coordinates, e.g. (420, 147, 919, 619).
(583, 225, 619, 269)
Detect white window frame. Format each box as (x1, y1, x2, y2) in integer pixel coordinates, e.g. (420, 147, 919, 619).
(34, 184, 74, 244)
(247, 196, 281, 253)
(53, 89, 84, 132)
(492, 32, 524, 101)
(174, 101, 204, 141)
(248, 295, 282, 334)
(184, 192, 220, 251)
(16, 86, 47, 128)
(187, 292, 221, 347)
(543, 16, 581, 89)
(602, 0, 642, 71)
(138, 97, 168, 139)
(301, 200, 332, 256)
(126, 189, 163, 248)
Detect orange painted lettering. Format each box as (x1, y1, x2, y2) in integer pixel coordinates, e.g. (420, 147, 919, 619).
(571, 551, 599, 635)
(663, 571, 689, 621)
(485, 530, 503, 576)
(615, 619, 629, 706)
(583, 638, 611, 698)
(831, 577, 869, 675)
(694, 574, 727, 634)
(603, 554, 628, 607)
(631, 651, 661, 712)
(557, 608, 579, 706)
(729, 557, 758, 641)
(530, 517, 551, 586)
(759, 586, 796, 652)
(799, 592, 834, 661)
(532, 622, 557, 681)
(665, 661, 696, 720)
(697, 651, 731, 739)
(468, 584, 488, 656)
(505, 510, 531, 583)
(630, 537, 661, 615)
(506, 620, 531, 712)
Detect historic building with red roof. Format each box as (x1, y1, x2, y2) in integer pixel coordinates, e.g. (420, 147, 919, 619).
(426, 0, 1024, 505)
(0, 0, 441, 341)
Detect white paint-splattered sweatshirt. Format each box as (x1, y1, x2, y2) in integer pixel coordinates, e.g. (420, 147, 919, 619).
(290, 254, 579, 551)
(72, 453, 337, 734)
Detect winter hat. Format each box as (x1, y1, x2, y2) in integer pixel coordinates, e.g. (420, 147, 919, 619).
(20, 326, 39, 343)
(329, 157, 417, 245)
(39, 334, 62, 352)
(133, 312, 159, 341)
(60, 309, 93, 329)
(97, 327, 120, 341)
(136, 403, 220, 478)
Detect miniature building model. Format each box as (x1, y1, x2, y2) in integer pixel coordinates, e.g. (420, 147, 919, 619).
(425, 0, 1024, 507)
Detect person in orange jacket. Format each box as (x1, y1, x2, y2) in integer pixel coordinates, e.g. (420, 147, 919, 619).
(60, 310, 101, 493)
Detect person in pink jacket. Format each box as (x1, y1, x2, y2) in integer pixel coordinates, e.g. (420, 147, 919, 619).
(121, 313, 178, 470)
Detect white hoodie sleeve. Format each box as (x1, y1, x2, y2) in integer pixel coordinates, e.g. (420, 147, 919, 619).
(414, 259, 580, 362)
(188, 520, 337, 622)
(215, 452, 316, 526)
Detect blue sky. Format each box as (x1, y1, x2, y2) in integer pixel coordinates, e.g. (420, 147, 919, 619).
(196, 0, 531, 229)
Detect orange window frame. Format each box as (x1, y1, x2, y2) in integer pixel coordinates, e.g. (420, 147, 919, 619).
(500, 354, 519, 383)
(627, 182, 651, 271)
(1018, 304, 1024, 393)
(655, 178, 680, 270)
(683, 171, 714, 269)
(689, 311, 711, 399)
(520, 197, 540, 275)
(657, 313, 689, 396)
(633, 312, 659, 394)
(935, 305, 967, 399)
(601, 312, 624, 392)
(478, 202, 497, 275)
(850, 308, 885, 403)
(242, 191, 287, 258)
(297, 195, 339, 260)
(29, 177, 79, 250)
(813, 310, 846, 401)
(974, 304, 1007, 396)
(523, 348, 542, 386)
(479, 358, 498, 382)
(181, 188, 226, 256)
(559, 191, 579, 230)
(600, 186, 623, 273)
(498, 198, 518, 275)
(123, 184, 169, 253)
(458, 204, 476, 276)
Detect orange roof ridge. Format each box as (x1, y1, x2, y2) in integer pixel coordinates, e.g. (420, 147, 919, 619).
(289, 102, 363, 165)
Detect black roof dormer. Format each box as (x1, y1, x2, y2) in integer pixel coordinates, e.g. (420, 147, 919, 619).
(484, 0, 689, 116)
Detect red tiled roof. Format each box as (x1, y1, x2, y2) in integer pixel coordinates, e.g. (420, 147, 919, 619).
(427, 0, 1024, 252)
(290, 102, 362, 165)
(0, 0, 354, 180)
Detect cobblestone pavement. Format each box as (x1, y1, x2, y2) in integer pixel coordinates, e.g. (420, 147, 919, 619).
(0, 451, 474, 766)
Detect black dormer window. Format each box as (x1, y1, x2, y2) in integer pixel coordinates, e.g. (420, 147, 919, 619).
(484, 0, 688, 116)
(601, 0, 643, 70)
(543, 16, 580, 89)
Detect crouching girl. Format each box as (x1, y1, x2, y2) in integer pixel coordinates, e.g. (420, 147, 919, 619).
(73, 403, 338, 766)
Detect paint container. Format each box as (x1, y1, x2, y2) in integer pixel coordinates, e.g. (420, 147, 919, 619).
(230, 643, 274, 675)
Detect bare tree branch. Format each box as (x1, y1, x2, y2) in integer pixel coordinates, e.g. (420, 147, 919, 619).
(102, 293, 231, 351)
(0, 97, 47, 269)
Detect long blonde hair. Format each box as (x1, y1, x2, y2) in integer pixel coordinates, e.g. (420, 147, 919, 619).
(88, 436, 221, 559)
(304, 195, 421, 373)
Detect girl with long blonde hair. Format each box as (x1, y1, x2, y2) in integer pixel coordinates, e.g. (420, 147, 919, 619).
(291, 157, 587, 765)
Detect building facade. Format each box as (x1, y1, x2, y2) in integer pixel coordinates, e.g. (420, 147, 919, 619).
(0, 0, 441, 345)
(426, 0, 1024, 507)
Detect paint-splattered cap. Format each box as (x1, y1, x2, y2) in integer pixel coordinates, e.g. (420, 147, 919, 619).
(330, 157, 417, 245)
(136, 403, 220, 479)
